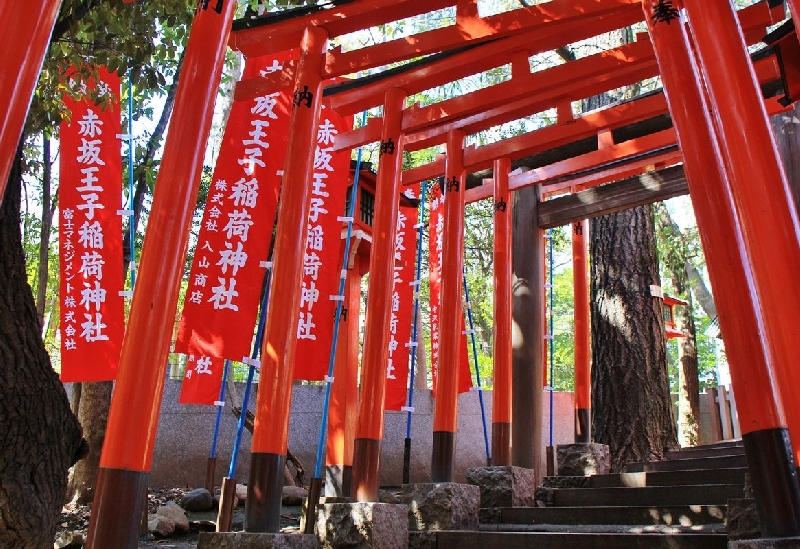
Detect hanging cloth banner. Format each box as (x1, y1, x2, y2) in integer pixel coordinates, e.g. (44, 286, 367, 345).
(293, 104, 352, 381)
(174, 53, 293, 361)
(59, 67, 124, 382)
(385, 194, 420, 411)
(428, 182, 473, 397)
(179, 354, 227, 405)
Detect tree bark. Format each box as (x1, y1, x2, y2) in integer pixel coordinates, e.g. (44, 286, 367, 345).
(35, 134, 54, 327)
(0, 146, 85, 548)
(590, 204, 677, 471)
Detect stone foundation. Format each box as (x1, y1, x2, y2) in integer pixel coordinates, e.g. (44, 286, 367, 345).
(315, 502, 408, 549)
(727, 498, 760, 541)
(400, 483, 480, 531)
(197, 532, 318, 549)
(728, 538, 800, 548)
(465, 466, 537, 508)
(556, 443, 610, 476)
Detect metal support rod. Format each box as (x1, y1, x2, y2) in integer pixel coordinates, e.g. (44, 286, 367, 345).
(462, 273, 490, 463)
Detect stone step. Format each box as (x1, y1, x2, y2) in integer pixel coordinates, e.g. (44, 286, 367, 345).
(587, 467, 747, 488)
(493, 504, 727, 526)
(553, 484, 743, 507)
(480, 523, 726, 534)
(623, 453, 747, 472)
(430, 531, 728, 549)
(665, 445, 746, 460)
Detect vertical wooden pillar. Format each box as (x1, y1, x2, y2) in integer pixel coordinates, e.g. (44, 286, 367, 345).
(644, 0, 800, 536)
(431, 130, 466, 482)
(247, 26, 328, 533)
(491, 158, 513, 466)
(572, 219, 590, 443)
(85, 4, 237, 548)
(326, 255, 362, 497)
(351, 88, 406, 501)
(511, 185, 545, 475)
(0, 0, 62, 202)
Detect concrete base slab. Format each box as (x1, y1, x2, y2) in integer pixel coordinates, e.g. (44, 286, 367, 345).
(315, 502, 408, 549)
(465, 466, 536, 508)
(400, 482, 480, 531)
(196, 532, 318, 549)
(729, 538, 800, 548)
(557, 443, 610, 476)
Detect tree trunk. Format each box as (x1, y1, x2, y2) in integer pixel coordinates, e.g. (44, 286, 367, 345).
(590, 204, 677, 472)
(35, 134, 54, 327)
(0, 146, 85, 548)
(676, 291, 700, 446)
(66, 381, 113, 504)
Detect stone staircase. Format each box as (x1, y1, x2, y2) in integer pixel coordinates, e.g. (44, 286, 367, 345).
(427, 441, 748, 548)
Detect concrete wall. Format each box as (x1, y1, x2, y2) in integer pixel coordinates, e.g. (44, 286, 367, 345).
(145, 380, 576, 488)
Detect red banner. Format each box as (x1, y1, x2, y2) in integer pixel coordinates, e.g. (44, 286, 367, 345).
(293, 105, 352, 381)
(59, 67, 124, 382)
(428, 183, 473, 396)
(175, 54, 293, 361)
(179, 354, 226, 405)
(385, 197, 420, 411)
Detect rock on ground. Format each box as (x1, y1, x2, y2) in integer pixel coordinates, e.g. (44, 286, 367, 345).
(181, 487, 214, 512)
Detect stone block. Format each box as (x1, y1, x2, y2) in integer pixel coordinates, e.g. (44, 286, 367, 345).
(315, 502, 408, 549)
(479, 508, 501, 524)
(729, 538, 800, 548)
(556, 443, 610, 476)
(727, 498, 760, 541)
(197, 532, 318, 549)
(465, 466, 536, 508)
(408, 531, 438, 549)
(400, 483, 480, 531)
(534, 486, 555, 507)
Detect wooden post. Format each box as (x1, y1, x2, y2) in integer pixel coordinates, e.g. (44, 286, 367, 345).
(352, 88, 406, 501)
(718, 385, 734, 441)
(511, 185, 545, 478)
(431, 130, 467, 482)
(491, 157, 513, 466)
(0, 0, 61, 202)
(572, 219, 590, 443)
(247, 26, 328, 533)
(706, 388, 723, 443)
(644, 0, 800, 535)
(85, 3, 237, 547)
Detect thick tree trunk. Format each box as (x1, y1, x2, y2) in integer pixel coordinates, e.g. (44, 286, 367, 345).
(0, 147, 85, 548)
(590, 205, 677, 471)
(66, 381, 113, 504)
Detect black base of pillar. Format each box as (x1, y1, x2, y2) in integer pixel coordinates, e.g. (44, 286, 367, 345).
(351, 438, 382, 502)
(403, 437, 412, 484)
(431, 431, 456, 482)
(342, 465, 353, 498)
(743, 428, 800, 537)
(85, 467, 150, 549)
(575, 408, 590, 443)
(492, 422, 512, 466)
(246, 452, 285, 533)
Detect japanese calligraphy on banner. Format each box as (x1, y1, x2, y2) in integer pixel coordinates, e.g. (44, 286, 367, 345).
(428, 183, 473, 397)
(385, 198, 420, 411)
(59, 67, 124, 382)
(179, 354, 226, 405)
(175, 53, 294, 361)
(293, 104, 353, 381)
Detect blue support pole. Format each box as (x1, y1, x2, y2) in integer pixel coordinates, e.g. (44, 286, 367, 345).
(210, 360, 231, 460)
(402, 181, 428, 484)
(462, 272, 491, 464)
(303, 112, 368, 534)
(127, 75, 136, 289)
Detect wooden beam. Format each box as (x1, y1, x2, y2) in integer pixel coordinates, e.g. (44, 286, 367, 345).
(537, 165, 688, 228)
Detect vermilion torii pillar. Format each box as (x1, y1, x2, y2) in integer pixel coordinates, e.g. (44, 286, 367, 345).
(431, 130, 467, 482)
(644, 0, 800, 536)
(351, 87, 406, 501)
(682, 0, 800, 466)
(492, 157, 513, 465)
(0, 0, 62, 203)
(247, 26, 328, 532)
(84, 3, 237, 548)
(572, 219, 590, 443)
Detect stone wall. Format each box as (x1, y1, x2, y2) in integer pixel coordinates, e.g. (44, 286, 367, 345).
(144, 380, 576, 488)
